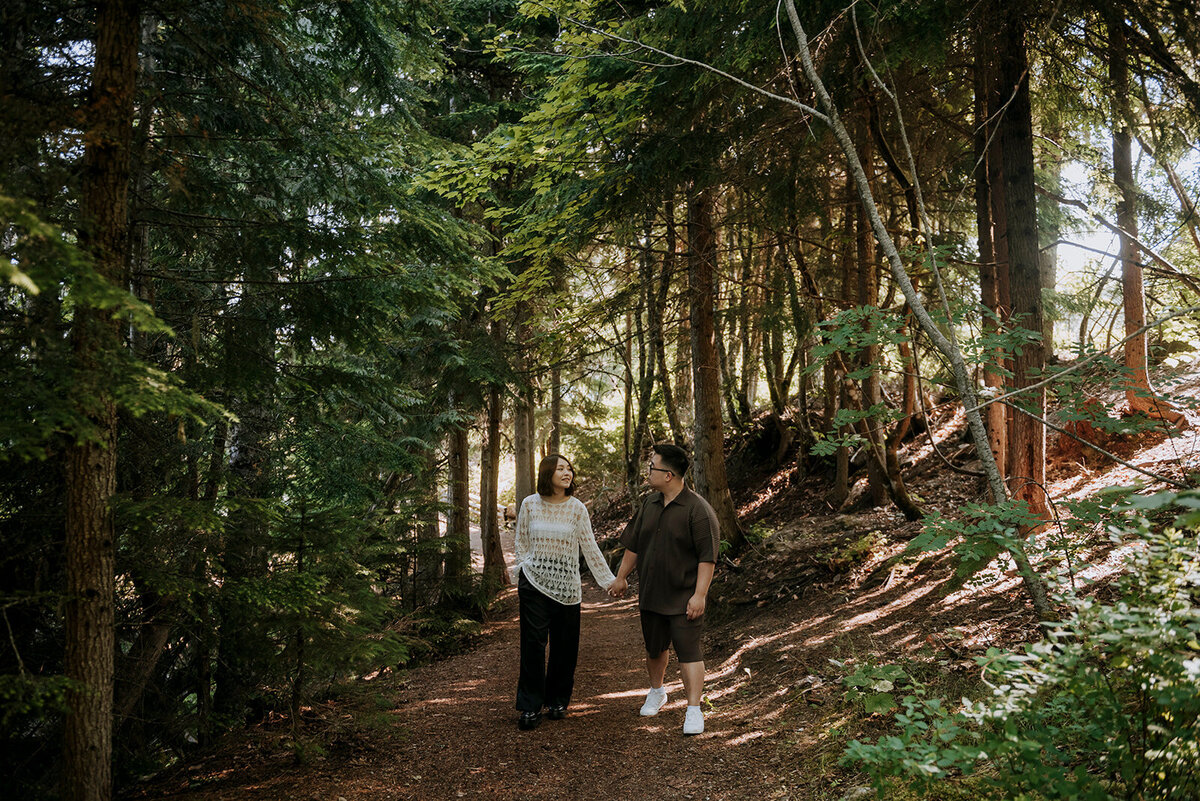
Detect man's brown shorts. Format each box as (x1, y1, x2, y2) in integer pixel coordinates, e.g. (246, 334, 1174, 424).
(640, 609, 704, 663)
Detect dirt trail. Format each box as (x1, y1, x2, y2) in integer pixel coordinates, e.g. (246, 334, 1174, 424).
(139, 583, 801, 801)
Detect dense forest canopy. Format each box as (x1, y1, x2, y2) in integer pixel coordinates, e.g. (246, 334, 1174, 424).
(1, 0, 1198, 798)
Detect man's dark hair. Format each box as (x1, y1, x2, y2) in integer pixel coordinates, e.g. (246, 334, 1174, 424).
(652, 443, 690, 477)
(536, 453, 576, 497)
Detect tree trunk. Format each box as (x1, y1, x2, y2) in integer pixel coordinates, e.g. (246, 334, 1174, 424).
(736, 223, 760, 421)
(714, 310, 744, 432)
(513, 384, 536, 504)
(549, 366, 562, 455)
(113, 590, 173, 730)
(479, 383, 508, 589)
(414, 450, 442, 608)
(658, 198, 687, 446)
(779, 231, 817, 447)
(687, 185, 744, 552)
(629, 211, 658, 485)
(977, 27, 1009, 479)
(64, 3, 139, 797)
(853, 116, 890, 509)
(1108, 11, 1186, 427)
(673, 289, 693, 433)
(1038, 115, 1062, 361)
(195, 421, 225, 745)
(827, 175, 857, 509)
(444, 411, 471, 589)
(997, 10, 1049, 520)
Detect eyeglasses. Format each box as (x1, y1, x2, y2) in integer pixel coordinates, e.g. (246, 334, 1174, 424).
(647, 465, 672, 475)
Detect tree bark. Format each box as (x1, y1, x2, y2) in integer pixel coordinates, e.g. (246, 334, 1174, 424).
(658, 198, 687, 446)
(687, 185, 744, 552)
(827, 174, 857, 509)
(479, 383, 508, 589)
(1108, 11, 1186, 427)
(444, 409, 472, 588)
(549, 366, 562, 455)
(853, 109, 890, 508)
(513, 383, 536, 504)
(1038, 116, 1062, 361)
(629, 210, 658, 487)
(64, 3, 139, 797)
(414, 450, 442, 608)
(997, 9, 1049, 520)
(977, 26, 1009, 478)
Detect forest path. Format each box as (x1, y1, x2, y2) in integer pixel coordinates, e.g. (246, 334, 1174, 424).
(139, 583, 800, 801)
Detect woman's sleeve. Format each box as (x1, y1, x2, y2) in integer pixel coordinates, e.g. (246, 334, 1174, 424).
(512, 496, 532, 583)
(577, 503, 616, 590)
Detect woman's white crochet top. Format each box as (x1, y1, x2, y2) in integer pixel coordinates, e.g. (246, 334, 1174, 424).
(512, 494, 615, 605)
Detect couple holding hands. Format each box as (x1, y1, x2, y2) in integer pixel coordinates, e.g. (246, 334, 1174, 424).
(511, 444, 719, 736)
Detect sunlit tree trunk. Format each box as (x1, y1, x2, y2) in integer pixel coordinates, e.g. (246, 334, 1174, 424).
(1038, 112, 1063, 361)
(1108, 11, 1185, 427)
(997, 8, 1048, 519)
(513, 382, 536, 504)
(977, 27, 1009, 479)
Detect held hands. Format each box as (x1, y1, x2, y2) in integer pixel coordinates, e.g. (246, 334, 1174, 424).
(686, 592, 706, 620)
(608, 576, 628, 598)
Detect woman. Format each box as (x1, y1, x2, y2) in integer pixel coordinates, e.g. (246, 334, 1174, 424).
(512, 453, 616, 730)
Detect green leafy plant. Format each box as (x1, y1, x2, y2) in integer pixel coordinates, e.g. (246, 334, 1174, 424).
(842, 490, 1200, 800)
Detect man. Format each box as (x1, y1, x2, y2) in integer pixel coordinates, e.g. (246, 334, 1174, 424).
(608, 443, 719, 735)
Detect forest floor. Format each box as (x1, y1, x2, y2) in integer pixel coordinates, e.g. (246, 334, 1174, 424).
(127, 363, 1200, 801)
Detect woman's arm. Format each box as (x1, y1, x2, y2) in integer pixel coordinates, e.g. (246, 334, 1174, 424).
(511, 496, 532, 582)
(576, 502, 616, 589)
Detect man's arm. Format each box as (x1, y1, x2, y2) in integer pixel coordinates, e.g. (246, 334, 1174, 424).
(686, 561, 714, 620)
(608, 549, 637, 597)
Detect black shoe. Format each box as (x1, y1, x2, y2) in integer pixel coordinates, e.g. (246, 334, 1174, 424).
(517, 711, 542, 730)
(547, 705, 567, 720)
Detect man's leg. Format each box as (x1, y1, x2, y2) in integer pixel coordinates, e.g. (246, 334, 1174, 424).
(679, 660, 705, 705)
(674, 615, 706, 734)
(646, 648, 669, 689)
(639, 611, 672, 716)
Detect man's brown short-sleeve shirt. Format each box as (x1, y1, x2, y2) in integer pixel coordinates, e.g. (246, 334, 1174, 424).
(620, 486, 720, 615)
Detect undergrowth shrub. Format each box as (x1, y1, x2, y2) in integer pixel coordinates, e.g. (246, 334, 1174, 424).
(841, 489, 1200, 800)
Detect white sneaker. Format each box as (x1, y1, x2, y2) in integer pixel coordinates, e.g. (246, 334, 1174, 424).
(683, 705, 704, 735)
(639, 686, 667, 716)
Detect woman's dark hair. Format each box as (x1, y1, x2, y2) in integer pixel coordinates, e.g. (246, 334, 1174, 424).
(536, 453, 576, 497)
(652, 443, 690, 477)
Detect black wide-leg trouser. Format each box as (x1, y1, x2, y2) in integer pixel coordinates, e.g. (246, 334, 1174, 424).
(515, 570, 581, 713)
